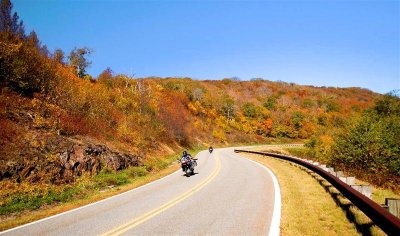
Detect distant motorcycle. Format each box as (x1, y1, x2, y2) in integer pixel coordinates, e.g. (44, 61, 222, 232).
(181, 158, 197, 176)
(209, 146, 213, 153)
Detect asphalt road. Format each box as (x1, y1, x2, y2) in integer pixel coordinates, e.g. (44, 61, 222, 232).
(1, 148, 281, 236)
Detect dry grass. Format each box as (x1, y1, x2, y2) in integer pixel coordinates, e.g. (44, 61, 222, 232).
(242, 152, 360, 236)
(242, 145, 398, 235)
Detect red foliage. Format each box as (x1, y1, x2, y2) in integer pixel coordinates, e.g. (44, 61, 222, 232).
(158, 91, 191, 144)
(59, 113, 92, 136)
(0, 118, 21, 145)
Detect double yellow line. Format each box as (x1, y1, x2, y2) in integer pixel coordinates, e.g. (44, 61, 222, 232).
(102, 155, 221, 236)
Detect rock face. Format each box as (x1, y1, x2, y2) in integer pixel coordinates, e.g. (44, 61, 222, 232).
(0, 138, 142, 184)
(58, 143, 141, 179)
(0, 92, 143, 185)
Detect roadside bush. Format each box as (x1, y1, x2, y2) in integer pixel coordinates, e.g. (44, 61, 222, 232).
(329, 98, 400, 189)
(309, 92, 400, 190)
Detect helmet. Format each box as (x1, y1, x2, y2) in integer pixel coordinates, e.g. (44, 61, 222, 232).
(183, 151, 187, 156)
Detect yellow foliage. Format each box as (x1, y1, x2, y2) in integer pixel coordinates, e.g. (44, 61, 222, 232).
(299, 122, 317, 139)
(215, 116, 231, 132)
(187, 102, 198, 115)
(193, 119, 202, 129)
(206, 109, 218, 119)
(315, 135, 334, 160)
(228, 119, 242, 130)
(212, 129, 226, 141)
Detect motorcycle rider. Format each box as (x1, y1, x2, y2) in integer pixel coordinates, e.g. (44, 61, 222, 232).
(209, 146, 213, 153)
(180, 151, 193, 171)
(181, 150, 192, 160)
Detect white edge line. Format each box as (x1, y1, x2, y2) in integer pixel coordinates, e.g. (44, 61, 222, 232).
(232, 151, 281, 236)
(0, 150, 207, 234)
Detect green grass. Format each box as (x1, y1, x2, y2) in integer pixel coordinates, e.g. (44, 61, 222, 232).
(124, 166, 149, 178)
(0, 186, 79, 215)
(93, 170, 130, 188)
(1, 170, 136, 216)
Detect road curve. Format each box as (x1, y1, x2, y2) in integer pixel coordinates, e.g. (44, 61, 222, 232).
(1, 148, 281, 236)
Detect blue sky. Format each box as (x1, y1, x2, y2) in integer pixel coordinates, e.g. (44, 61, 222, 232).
(13, 0, 400, 94)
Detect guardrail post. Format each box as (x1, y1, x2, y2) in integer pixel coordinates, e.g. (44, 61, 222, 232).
(385, 198, 400, 218)
(335, 171, 344, 178)
(346, 177, 355, 185)
(339, 176, 356, 185)
(326, 167, 335, 174)
(351, 185, 372, 199)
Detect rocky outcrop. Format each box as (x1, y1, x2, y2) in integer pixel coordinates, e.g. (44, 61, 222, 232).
(59, 143, 141, 177)
(0, 138, 142, 184)
(0, 91, 143, 185)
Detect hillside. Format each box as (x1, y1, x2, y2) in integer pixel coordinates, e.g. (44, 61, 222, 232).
(0, 0, 379, 183)
(0, 75, 378, 183)
(2, 0, 392, 216)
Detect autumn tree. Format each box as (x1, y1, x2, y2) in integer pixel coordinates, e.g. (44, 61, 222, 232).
(52, 49, 65, 64)
(374, 91, 400, 115)
(0, 0, 57, 96)
(0, 0, 23, 87)
(290, 111, 304, 130)
(263, 96, 277, 111)
(219, 95, 235, 120)
(242, 103, 257, 118)
(0, 0, 24, 36)
(329, 93, 400, 186)
(158, 91, 190, 145)
(68, 47, 92, 78)
(97, 67, 114, 87)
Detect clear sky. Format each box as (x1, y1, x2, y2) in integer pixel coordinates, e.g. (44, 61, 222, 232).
(13, 0, 400, 94)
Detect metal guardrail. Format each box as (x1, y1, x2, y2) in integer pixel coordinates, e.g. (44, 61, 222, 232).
(234, 149, 400, 235)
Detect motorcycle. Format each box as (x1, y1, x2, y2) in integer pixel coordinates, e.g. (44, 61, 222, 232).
(209, 147, 213, 153)
(181, 158, 197, 176)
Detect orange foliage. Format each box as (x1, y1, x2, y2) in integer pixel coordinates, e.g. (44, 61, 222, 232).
(0, 10, 379, 149)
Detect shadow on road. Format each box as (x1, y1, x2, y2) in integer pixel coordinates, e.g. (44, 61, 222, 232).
(182, 172, 198, 178)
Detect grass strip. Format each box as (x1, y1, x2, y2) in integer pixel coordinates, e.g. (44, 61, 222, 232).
(242, 152, 362, 236)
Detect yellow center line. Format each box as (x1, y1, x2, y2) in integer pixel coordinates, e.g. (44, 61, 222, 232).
(102, 155, 221, 236)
